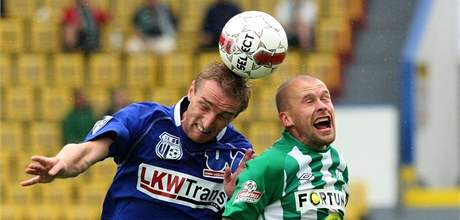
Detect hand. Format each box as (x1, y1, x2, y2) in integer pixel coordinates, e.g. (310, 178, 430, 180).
(20, 156, 66, 186)
(223, 149, 255, 198)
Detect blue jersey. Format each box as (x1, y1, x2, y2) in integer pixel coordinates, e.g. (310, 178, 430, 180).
(85, 97, 252, 220)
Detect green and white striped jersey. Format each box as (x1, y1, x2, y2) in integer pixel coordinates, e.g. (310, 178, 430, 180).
(223, 130, 349, 220)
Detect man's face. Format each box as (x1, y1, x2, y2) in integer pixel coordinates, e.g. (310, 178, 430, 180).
(182, 80, 240, 143)
(282, 78, 336, 149)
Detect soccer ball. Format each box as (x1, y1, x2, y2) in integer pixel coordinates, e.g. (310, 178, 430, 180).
(219, 11, 288, 79)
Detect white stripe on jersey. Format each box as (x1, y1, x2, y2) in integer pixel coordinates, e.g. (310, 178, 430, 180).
(320, 151, 337, 189)
(262, 200, 283, 220)
(288, 146, 314, 190)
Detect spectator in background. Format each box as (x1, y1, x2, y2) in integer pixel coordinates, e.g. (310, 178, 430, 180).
(104, 88, 130, 116)
(61, 89, 96, 145)
(62, 0, 110, 53)
(125, 0, 177, 54)
(276, 0, 318, 51)
(200, 0, 241, 50)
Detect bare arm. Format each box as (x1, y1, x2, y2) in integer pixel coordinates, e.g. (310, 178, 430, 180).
(21, 137, 112, 186)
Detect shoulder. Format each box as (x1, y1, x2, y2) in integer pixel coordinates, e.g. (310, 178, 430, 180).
(115, 102, 172, 123)
(219, 124, 252, 150)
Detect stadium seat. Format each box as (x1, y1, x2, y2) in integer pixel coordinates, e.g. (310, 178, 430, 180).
(197, 51, 221, 72)
(17, 53, 48, 87)
(0, 19, 24, 53)
(5, 0, 36, 19)
(148, 86, 183, 107)
(248, 121, 281, 154)
(90, 158, 117, 183)
(4, 86, 36, 121)
(233, 98, 255, 123)
(126, 53, 158, 88)
(29, 121, 61, 155)
(0, 54, 12, 86)
(87, 86, 111, 117)
(253, 87, 279, 121)
(0, 121, 24, 151)
(315, 17, 352, 58)
(30, 21, 60, 53)
(126, 86, 147, 103)
(161, 53, 194, 88)
(346, 180, 369, 220)
(41, 182, 74, 205)
(39, 86, 73, 121)
(254, 0, 280, 15)
(304, 53, 342, 95)
(52, 53, 85, 87)
(88, 53, 121, 88)
(267, 51, 301, 86)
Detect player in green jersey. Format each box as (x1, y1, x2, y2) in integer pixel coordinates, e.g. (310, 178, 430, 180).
(223, 75, 349, 220)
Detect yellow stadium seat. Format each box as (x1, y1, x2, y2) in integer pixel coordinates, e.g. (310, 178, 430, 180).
(346, 180, 369, 220)
(53, 53, 85, 87)
(161, 53, 194, 88)
(267, 51, 301, 87)
(349, 0, 365, 24)
(17, 53, 48, 87)
(0, 54, 13, 86)
(39, 86, 73, 121)
(125, 86, 147, 103)
(317, 0, 349, 18)
(126, 53, 158, 88)
(304, 53, 342, 94)
(0, 204, 31, 220)
(253, 87, 279, 121)
(90, 159, 117, 183)
(148, 86, 183, 107)
(78, 182, 109, 206)
(0, 19, 24, 53)
(28, 204, 63, 220)
(4, 86, 35, 121)
(30, 121, 61, 155)
(41, 182, 74, 205)
(88, 53, 121, 87)
(5, 0, 36, 19)
(232, 96, 255, 123)
(253, 0, 280, 15)
(248, 121, 281, 154)
(30, 21, 60, 53)
(315, 17, 352, 56)
(87, 87, 111, 117)
(198, 51, 221, 72)
(0, 121, 24, 151)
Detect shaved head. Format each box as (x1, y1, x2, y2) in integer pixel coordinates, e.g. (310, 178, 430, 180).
(276, 75, 322, 112)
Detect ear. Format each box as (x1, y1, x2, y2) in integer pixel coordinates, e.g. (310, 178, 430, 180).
(187, 80, 196, 99)
(279, 112, 294, 128)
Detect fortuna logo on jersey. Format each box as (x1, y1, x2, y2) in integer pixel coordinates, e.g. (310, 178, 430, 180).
(137, 163, 226, 212)
(234, 180, 262, 204)
(155, 132, 183, 160)
(295, 189, 347, 213)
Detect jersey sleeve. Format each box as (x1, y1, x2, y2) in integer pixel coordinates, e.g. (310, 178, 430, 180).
(84, 102, 159, 164)
(223, 150, 285, 219)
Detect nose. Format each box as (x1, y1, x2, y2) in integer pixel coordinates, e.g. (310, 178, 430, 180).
(201, 112, 217, 130)
(315, 99, 328, 111)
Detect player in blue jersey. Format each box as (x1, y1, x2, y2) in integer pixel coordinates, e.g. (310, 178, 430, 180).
(21, 62, 254, 220)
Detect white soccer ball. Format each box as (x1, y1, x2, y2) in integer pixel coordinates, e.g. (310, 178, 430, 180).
(219, 11, 288, 79)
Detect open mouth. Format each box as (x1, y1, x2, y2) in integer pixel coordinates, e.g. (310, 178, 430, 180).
(197, 124, 212, 134)
(313, 116, 331, 130)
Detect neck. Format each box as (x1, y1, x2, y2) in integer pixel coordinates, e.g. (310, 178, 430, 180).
(286, 128, 327, 151)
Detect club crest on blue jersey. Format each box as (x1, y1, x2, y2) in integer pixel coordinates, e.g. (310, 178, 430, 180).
(92, 116, 113, 135)
(203, 150, 244, 179)
(156, 132, 183, 160)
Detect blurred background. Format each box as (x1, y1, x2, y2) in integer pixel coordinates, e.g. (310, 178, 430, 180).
(0, 0, 458, 219)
